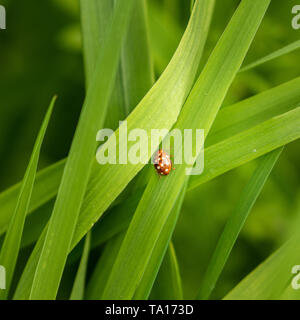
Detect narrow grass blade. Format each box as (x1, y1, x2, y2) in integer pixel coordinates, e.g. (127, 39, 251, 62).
(224, 200, 300, 300)
(80, 0, 153, 129)
(0, 97, 55, 299)
(240, 39, 300, 72)
(120, 0, 154, 112)
(224, 234, 300, 300)
(207, 76, 300, 146)
(67, 189, 142, 267)
(188, 107, 300, 191)
(70, 232, 91, 300)
(80, 0, 112, 86)
(102, 0, 269, 300)
(191, 0, 196, 12)
(148, 0, 182, 73)
(197, 147, 283, 300)
(150, 243, 183, 300)
(13, 229, 47, 299)
(29, 0, 137, 299)
(86, 233, 125, 300)
(0, 160, 64, 235)
(80, 0, 125, 130)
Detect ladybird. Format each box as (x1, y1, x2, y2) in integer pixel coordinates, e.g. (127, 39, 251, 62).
(154, 149, 172, 176)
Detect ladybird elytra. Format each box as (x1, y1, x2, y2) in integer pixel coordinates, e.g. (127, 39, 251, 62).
(154, 149, 172, 176)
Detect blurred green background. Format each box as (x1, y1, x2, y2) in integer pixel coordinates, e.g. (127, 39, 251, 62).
(0, 0, 299, 299)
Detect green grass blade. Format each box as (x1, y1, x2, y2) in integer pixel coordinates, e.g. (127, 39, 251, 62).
(80, 0, 154, 129)
(66, 188, 143, 267)
(13, 229, 46, 299)
(70, 232, 91, 300)
(80, 0, 112, 86)
(102, 0, 269, 300)
(80, 0, 124, 130)
(133, 181, 187, 300)
(29, 0, 137, 299)
(148, 0, 182, 73)
(150, 243, 183, 300)
(240, 39, 300, 72)
(120, 0, 154, 112)
(188, 107, 300, 191)
(2, 73, 299, 238)
(224, 234, 300, 300)
(191, 0, 196, 12)
(86, 232, 125, 300)
(0, 160, 64, 236)
(0, 97, 55, 299)
(86, 190, 184, 301)
(207, 76, 300, 146)
(197, 147, 283, 300)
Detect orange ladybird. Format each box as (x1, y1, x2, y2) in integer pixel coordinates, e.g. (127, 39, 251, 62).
(154, 149, 172, 176)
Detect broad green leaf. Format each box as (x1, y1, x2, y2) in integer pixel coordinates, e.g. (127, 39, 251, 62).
(240, 39, 300, 73)
(149, 243, 183, 300)
(102, 0, 270, 300)
(29, 0, 137, 299)
(70, 232, 91, 300)
(188, 106, 300, 191)
(2, 74, 300, 238)
(0, 97, 55, 299)
(197, 147, 283, 300)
